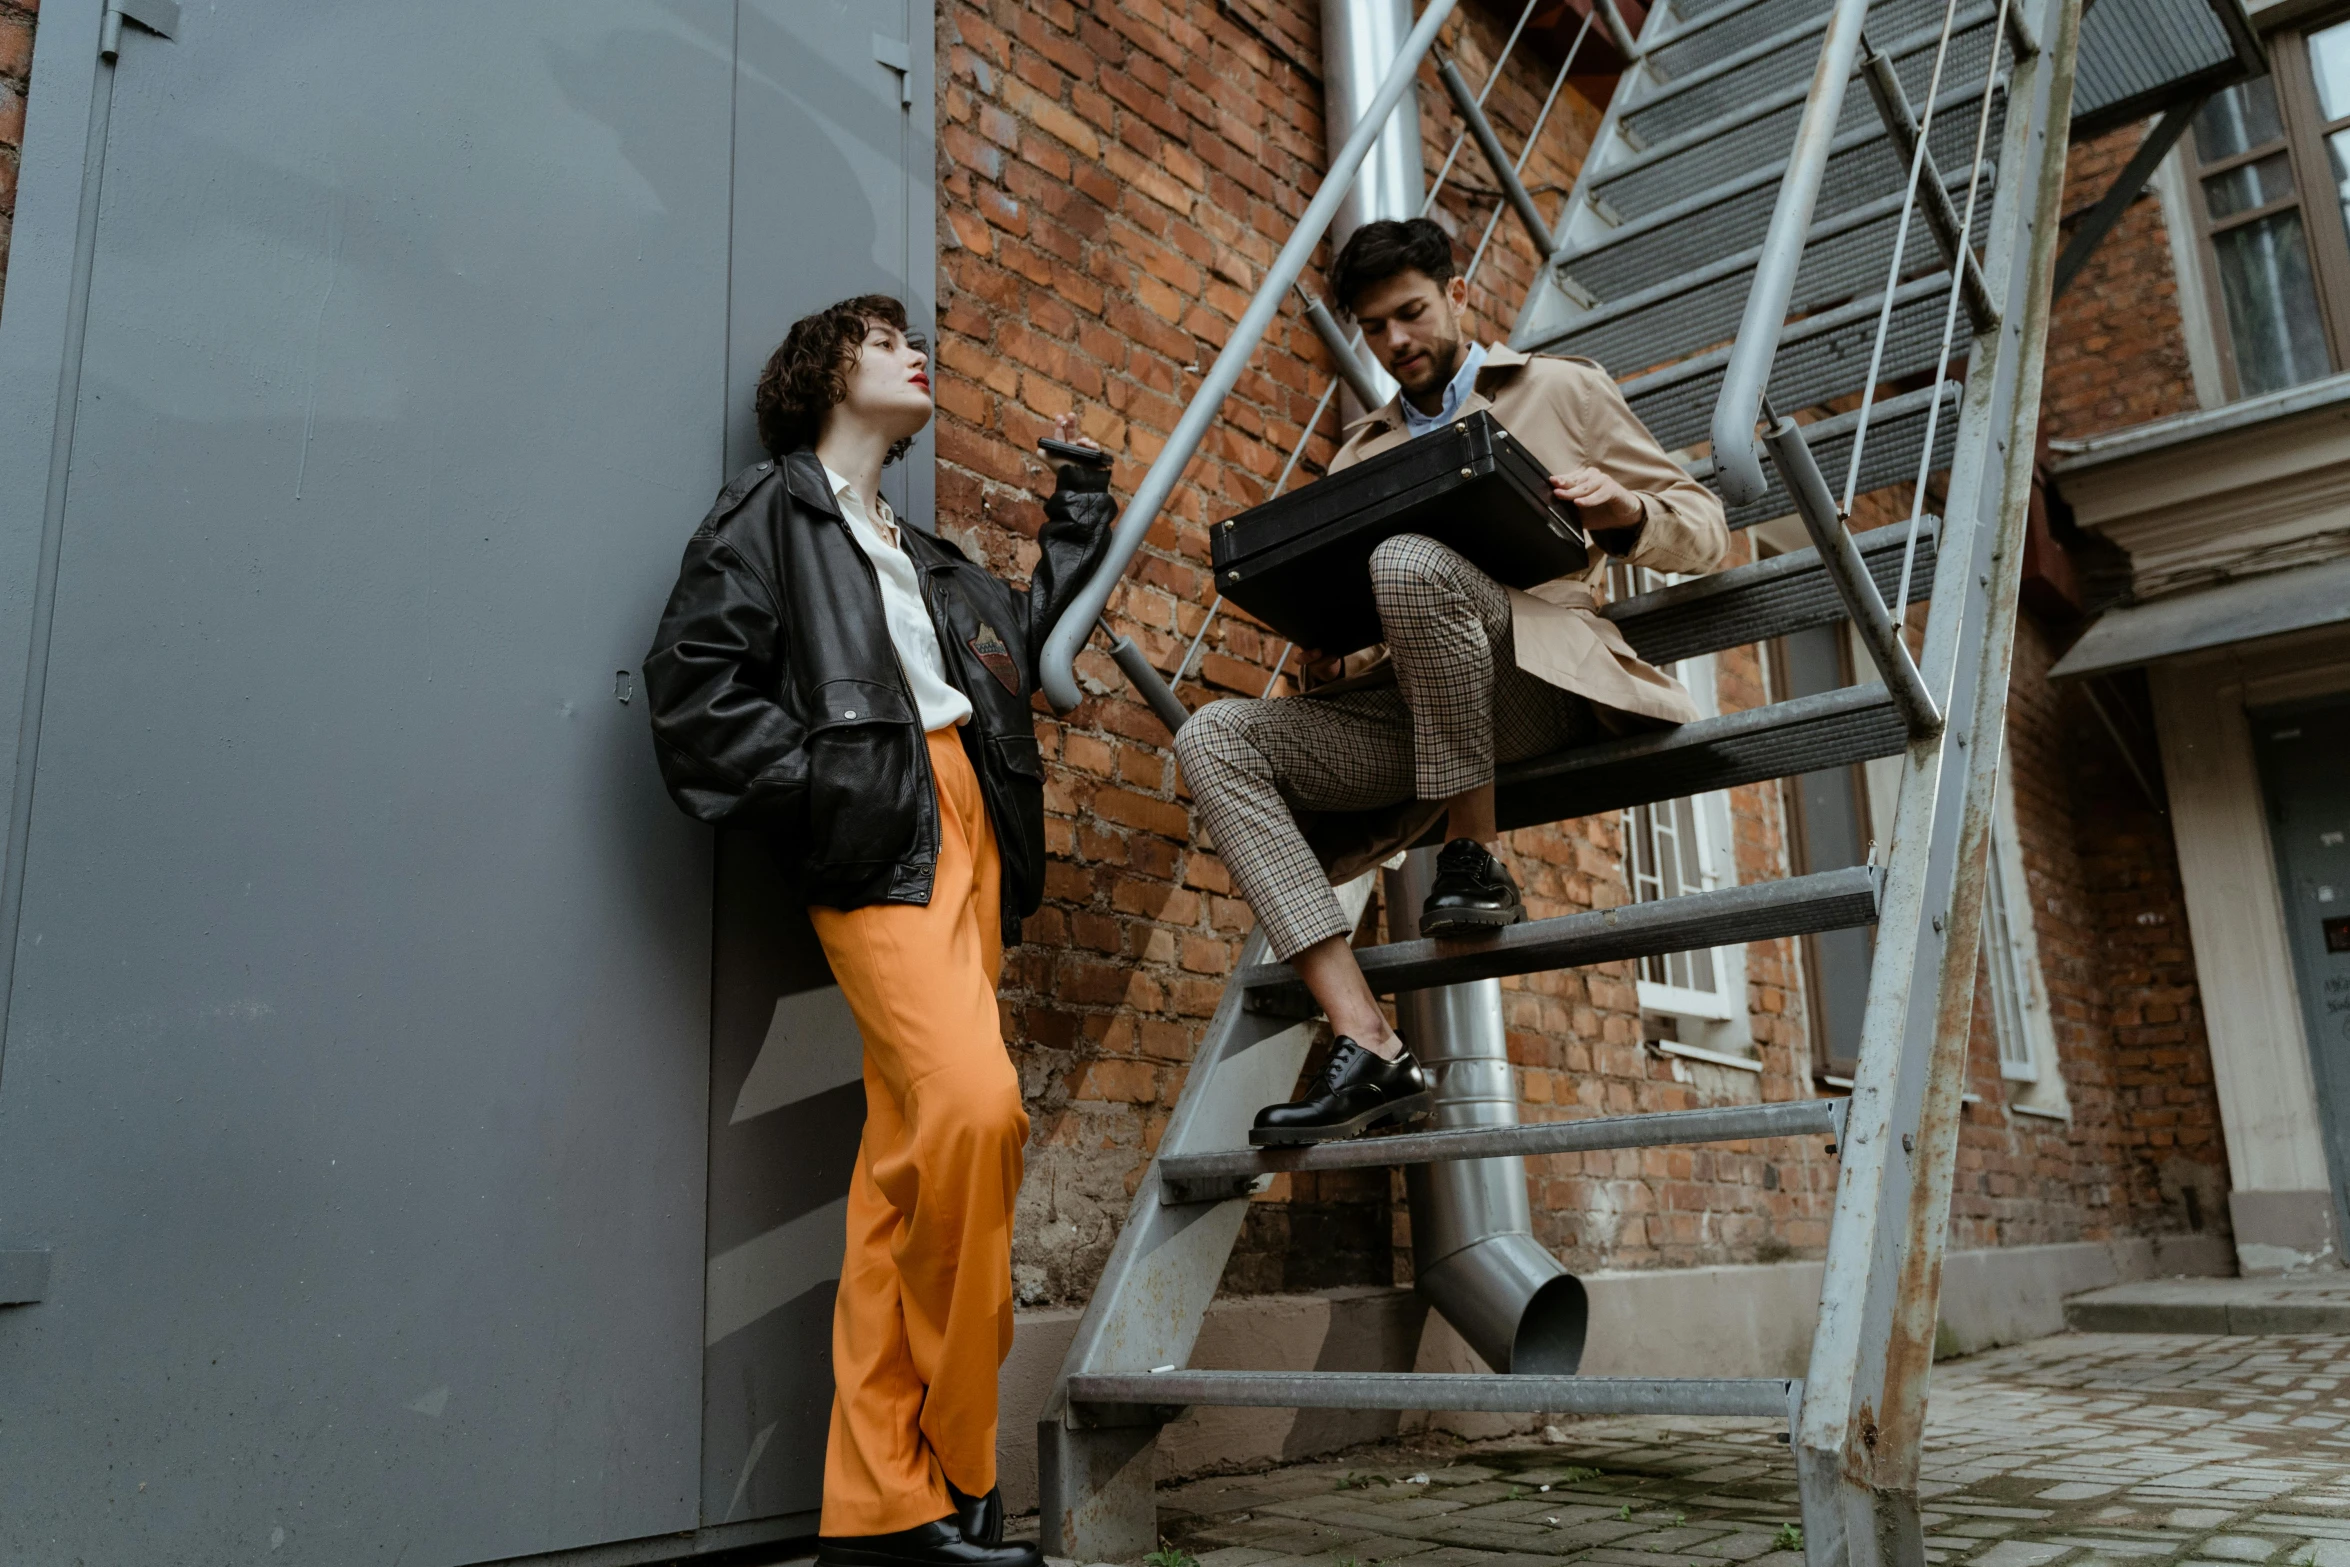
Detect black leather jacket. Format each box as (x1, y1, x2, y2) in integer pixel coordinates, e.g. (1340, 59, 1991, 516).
(644, 448, 1113, 941)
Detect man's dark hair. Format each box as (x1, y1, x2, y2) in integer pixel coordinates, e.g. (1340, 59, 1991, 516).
(1327, 218, 1458, 315)
(755, 293, 922, 462)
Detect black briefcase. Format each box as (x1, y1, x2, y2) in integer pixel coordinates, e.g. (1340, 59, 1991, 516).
(1210, 410, 1589, 654)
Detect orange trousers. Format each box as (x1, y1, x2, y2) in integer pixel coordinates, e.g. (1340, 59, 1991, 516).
(813, 728, 1028, 1537)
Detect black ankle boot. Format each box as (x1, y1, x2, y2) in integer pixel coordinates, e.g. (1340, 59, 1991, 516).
(947, 1481, 1004, 1548)
(1250, 1037, 1433, 1147)
(1420, 837, 1525, 934)
(815, 1519, 1041, 1567)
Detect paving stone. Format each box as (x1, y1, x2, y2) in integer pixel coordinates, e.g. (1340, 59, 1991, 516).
(1141, 1333, 2350, 1567)
(1973, 1543, 2077, 1566)
(1686, 1533, 1788, 1561)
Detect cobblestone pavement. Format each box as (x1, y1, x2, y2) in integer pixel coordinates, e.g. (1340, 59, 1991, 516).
(1133, 1333, 2350, 1567)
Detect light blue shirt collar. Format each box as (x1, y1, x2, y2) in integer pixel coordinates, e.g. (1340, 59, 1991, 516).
(1398, 341, 1489, 439)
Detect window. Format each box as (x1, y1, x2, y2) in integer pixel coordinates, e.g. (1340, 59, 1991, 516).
(1627, 792, 1724, 1007)
(1980, 766, 2069, 1117)
(1771, 620, 1877, 1079)
(2186, 17, 2350, 398)
(1983, 830, 2039, 1081)
(1611, 565, 1751, 1057)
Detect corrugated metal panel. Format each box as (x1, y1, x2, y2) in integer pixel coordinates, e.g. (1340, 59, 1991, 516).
(2071, 0, 2261, 138)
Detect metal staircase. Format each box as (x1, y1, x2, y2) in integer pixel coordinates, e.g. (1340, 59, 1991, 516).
(1028, 0, 2083, 1555)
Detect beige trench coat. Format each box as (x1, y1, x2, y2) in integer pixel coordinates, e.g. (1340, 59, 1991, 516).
(1292, 346, 1730, 881)
(1316, 343, 1730, 725)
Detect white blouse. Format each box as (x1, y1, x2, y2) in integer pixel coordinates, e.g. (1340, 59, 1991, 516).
(822, 464, 972, 733)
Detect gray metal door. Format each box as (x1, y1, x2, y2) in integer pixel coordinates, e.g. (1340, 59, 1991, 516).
(700, 0, 933, 1529)
(2254, 693, 2350, 1248)
(0, 2, 929, 1560)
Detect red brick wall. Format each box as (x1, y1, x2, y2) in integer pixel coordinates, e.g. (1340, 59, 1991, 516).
(2040, 122, 2204, 441)
(1950, 116, 2231, 1250)
(1948, 615, 2229, 1252)
(937, 2, 2250, 1304)
(936, 0, 1871, 1301)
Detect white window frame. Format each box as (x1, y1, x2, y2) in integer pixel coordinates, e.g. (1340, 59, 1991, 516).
(1613, 568, 1755, 1057)
(1981, 761, 2071, 1117)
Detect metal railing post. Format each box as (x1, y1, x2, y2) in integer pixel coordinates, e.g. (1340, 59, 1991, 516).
(1436, 56, 1557, 260)
(1762, 417, 1942, 736)
(1297, 286, 1389, 411)
(1037, 0, 1462, 715)
(1705, 0, 1874, 505)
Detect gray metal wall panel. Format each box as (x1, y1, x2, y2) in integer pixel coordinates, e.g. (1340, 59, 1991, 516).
(699, 0, 934, 1527)
(0, 4, 732, 1561)
(0, 0, 105, 843)
(726, 0, 936, 529)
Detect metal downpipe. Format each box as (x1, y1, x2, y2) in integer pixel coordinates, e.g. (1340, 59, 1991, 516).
(1321, 0, 1427, 252)
(1385, 850, 1588, 1375)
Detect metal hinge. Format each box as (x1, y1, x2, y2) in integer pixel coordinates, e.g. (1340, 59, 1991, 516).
(101, 0, 177, 61)
(872, 33, 913, 107)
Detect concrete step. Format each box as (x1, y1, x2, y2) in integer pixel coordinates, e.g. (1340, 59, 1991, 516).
(2064, 1275, 2350, 1335)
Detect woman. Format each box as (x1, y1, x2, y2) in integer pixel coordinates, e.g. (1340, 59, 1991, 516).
(644, 295, 1112, 1567)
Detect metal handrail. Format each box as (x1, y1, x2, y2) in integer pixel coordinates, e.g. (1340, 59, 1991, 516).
(1704, 0, 1876, 506)
(1163, 3, 1591, 712)
(1036, 0, 1463, 715)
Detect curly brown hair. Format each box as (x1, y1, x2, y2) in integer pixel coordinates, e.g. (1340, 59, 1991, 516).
(753, 294, 924, 462)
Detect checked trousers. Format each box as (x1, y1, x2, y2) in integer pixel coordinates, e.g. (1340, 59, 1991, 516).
(1172, 533, 1598, 961)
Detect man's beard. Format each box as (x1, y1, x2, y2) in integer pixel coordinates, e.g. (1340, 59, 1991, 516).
(1399, 326, 1466, 399)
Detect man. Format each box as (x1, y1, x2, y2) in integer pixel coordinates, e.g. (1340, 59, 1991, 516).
(1172, 218, 1727, 1147)
(643, 296, 1113, 1567)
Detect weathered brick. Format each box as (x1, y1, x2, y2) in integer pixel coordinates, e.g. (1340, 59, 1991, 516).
(1090, 786, 1190, 840)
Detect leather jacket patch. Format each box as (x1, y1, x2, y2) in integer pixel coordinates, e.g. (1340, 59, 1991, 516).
(969, 620, 1021, 695)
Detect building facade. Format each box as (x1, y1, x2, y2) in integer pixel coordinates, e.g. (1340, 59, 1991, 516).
(2039, 6, 2350, 1269)
(0, 0, 2331, 1547)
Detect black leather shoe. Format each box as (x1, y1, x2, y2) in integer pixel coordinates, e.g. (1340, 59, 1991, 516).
(1250, 1037, 1433, 1147)
(947, 1481, 1004, 1548)
(816, 1519, 1041, 1567)
(1420, 837, 1525, 935)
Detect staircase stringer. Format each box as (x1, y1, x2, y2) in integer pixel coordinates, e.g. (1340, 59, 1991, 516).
(1038, 876, 1376, 1562)
(1791, 0, 2083, 1557)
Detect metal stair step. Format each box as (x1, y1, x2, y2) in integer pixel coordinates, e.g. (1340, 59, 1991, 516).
(1618, 273, 1951, 451)
(1552, 176, 1986, 381)
(1240, 865, 1879, 1012)
(1586, 67, 2000, 252)
(1669, 0, 1769, 25)
(1622, 0, 1974, 146)
(1696, 384, 1962, 526)
(1155, 1099, 1844, 1201)
(1067, 1370, 1802, 1418)
(1605, 519, 1942, 665)
(1645, 0, 1830, 81)
(1496, 683, 1910, 830)
(1567, 66, 1996, 294)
